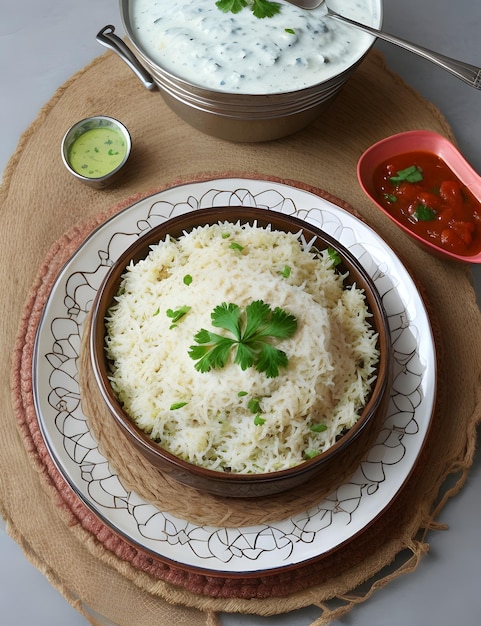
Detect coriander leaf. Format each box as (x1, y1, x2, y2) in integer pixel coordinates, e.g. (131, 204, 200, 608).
(254, 414, 266, 426)
(183, 274, 193, 285)
(252, 0, 281, 18)
(279, 265, 291, 278)
(187, 343, 211, 362)
(192, 328, 220, 345)
(199, 340, 234, 371)
(189, 299, 297, 378)
(285, 28, 296, 34)
(242, 300, 272, 341)
(234, 340, 256, 370)
(211, 302, 242, 339)
(390, 164, 423, 184)
(216, 0, 281, 19)
(413, 204, 437, 221)
(243, 301, 297, 341)
(229, 241, 244, 252)
(269, 306, 298, 338)
(255, 342, 288, 378)
(188, 334, 235, 372)
(191, 327, 234, 348)
(215, 0, 247, 14)
(304, 449, 320, 459)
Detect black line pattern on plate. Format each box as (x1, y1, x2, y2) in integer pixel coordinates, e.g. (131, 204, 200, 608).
(40, 186, 425, 567)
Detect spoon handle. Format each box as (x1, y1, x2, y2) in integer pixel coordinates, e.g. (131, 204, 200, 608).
(328, 10, 481, 89)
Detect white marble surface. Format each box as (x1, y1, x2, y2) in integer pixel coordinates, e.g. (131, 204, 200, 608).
(1, 1, 481, 625)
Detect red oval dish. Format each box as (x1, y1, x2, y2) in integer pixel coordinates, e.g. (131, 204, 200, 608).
(357, 130, 481, 263)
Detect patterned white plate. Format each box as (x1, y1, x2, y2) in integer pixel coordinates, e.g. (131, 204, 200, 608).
(33, 178, 435, 574)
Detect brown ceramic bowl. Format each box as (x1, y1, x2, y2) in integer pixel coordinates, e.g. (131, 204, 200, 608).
(90, 207, 392, 497)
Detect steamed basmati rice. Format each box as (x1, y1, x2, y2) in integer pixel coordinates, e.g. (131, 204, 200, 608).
(105, 222, 379, 473)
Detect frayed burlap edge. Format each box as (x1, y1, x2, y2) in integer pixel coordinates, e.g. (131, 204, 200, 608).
(10, 173, 481, 618)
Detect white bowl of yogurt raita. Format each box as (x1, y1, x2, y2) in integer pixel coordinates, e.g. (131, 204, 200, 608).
(98, 0, 382, 141)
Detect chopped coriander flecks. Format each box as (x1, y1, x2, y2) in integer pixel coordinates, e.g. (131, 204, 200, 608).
(237, 390, 248, 397)
(310, 423, 327, 433)
(285, 28, 296, 34)
(254, 414, 266, 426)
(170, 402, 188, 410)
(384, 193, 397, 202)
(247, 397, 262, 414)
(229, 241, 244, 252)
(189, 300, 297, 378)
(183, 274, 193, 286)
(280, 265, 291, 278)
(153, 307, 160, 316)
(221, 232, 231, 239)
(304, 449, 320, 459)
(390, 164, 423, 184)
(166, 305, 191, 329)
(327, 247, 342, 267)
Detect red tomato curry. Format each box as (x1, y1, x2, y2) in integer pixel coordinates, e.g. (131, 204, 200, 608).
(372, 151, 481, 256)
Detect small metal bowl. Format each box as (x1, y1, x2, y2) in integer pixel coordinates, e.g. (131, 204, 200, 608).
(61, 115, 131, 189)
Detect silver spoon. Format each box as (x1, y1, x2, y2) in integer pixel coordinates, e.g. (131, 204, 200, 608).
(284, 0, 481, 89)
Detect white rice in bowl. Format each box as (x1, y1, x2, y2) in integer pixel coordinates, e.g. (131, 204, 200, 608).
(104, 221, 379, 474)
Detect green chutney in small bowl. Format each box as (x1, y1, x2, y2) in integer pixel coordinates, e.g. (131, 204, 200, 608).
(61, 116, 131, 189)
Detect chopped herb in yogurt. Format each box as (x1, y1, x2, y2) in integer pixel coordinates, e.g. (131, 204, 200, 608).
(131, 0, 377, 94)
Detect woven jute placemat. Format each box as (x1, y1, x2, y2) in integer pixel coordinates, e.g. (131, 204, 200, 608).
(2, 48, 481, 626)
